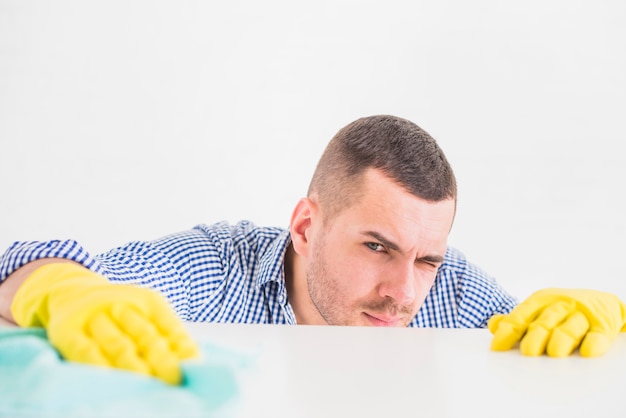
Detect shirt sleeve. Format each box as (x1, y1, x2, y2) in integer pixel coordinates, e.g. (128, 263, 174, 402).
(0, 239, 105, 281)
(0, 225, 232, 321)
(95, 226, 234, 321)
(452, 257, 518, 328)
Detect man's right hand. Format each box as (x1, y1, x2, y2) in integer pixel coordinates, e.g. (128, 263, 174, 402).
(10, 262, 199, 385)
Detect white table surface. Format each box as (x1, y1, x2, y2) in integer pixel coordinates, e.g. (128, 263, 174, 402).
(2, 317, 625, 418)
(184, 322, 626, 418)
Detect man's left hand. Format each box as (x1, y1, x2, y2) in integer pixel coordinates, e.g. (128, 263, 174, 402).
(488, 288, 626, 357)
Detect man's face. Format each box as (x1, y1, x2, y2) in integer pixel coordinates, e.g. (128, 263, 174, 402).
(305, 169, 456, 327)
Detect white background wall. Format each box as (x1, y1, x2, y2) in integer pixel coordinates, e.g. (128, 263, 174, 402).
(1, 0, 624, 301)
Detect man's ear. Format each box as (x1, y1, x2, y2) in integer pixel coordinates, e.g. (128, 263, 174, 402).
(289, 197, 318, 258)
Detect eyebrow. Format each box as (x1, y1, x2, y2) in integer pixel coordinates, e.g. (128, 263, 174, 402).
(361, 230, 445, 264)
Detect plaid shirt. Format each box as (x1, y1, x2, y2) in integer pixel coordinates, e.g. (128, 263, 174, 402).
(0, 220, 517, 327)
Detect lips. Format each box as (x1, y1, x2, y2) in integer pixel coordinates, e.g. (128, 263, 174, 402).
(363, 312, 402, 327)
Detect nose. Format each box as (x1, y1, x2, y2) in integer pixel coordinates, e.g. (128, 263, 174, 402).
(377, 262, 417, 306)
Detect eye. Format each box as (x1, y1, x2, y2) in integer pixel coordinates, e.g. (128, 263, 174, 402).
(365, 242, 386, 252)
(416, 259, 440, 270)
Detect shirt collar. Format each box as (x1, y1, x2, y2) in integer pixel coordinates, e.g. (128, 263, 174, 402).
(255, 228, 291, 290)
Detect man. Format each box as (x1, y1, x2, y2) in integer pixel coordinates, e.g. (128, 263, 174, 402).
(0, 115, 624, 385)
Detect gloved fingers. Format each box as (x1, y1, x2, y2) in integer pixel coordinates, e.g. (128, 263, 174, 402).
(490, 300, 549, 351)
(161, 322, 200, 360)
(173, 336, 200, 359)
(580, 330, 612, 357)
(112, 305, 162, 352)
(487, 314, 505, 334)
(87, 312, 151, 376)
(52, 330, 111, 368)
(145, 299, 200, 359)
(490, 321, 526, 351)
(145, 339, 183, 385)
(546, 311, 590, 357)
(520, 301, 574, 356)
(163, 317, 200, 359)
(112, 305, 184, 385)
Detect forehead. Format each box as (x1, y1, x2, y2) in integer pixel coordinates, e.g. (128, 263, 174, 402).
(326, 169, 455, 249)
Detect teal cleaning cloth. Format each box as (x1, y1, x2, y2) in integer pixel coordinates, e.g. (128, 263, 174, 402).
(0, 327, 244, 418)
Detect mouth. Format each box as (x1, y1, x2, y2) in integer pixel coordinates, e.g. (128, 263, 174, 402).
(362, 312, 403, 327)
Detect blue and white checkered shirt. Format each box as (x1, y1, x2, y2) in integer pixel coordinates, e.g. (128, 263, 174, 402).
(0, 220, 517, 328)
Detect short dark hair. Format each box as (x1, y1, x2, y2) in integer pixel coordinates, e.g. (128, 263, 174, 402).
(308, 115, 457, 219)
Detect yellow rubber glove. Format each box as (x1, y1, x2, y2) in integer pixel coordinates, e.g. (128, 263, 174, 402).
(489, 288, 626, 357)
(11, 263, 199, 384)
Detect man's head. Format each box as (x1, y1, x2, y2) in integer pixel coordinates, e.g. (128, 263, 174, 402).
(308, 115, 457, 222)
(287, 115, 457, 327)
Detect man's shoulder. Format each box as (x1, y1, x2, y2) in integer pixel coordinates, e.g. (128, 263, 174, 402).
(416, 246, 516, 328)
(187, 221, 290, 264)
(440, 246, 469, 272)
(438, 246, 497, 287)
(192, 220, 288, 244)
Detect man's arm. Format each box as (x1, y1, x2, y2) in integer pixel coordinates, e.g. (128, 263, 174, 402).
(0, 235, 209, 384)
(0, 239, 104, 320)
(5, 260, 199, 384)
(0, 224, 239, 383)
(0, 258, 77, 324)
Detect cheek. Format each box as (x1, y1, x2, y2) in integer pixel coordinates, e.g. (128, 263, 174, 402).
(415, 269, 438, 299)
(333, 256, 379, 296)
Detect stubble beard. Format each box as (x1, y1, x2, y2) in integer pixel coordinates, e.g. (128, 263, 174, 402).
(305, 234, 416, 327)
(306, 233, 344, 325)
